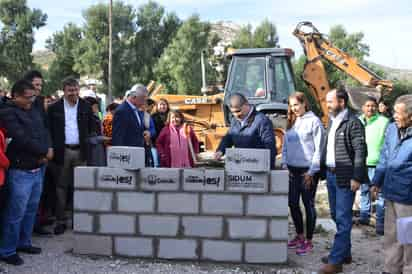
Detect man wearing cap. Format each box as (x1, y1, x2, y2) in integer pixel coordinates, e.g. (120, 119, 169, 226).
(112, 84, 152, 147)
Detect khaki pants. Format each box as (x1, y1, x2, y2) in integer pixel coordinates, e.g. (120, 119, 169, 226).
(384, 200, 412, 274)
(56, 148, 84, 224)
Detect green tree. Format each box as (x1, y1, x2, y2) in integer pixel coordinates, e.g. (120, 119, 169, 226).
(154, 15, 213, 94)
(44, 23, 82, 95)
(232, 19, 278, 49)
(131, 1, 181, 85)
(0, 0, 47, 82)
(325, 25, 370, 87)
(73, 1, 135, 96)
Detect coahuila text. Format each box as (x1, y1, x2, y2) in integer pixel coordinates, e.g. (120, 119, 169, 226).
(226, 153, 259, 164)
(147, 175, 176, 185)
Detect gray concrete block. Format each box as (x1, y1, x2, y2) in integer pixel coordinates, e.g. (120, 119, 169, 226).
(245, 242, 287, 263)
(117, 192, 155, 213)
(139, 215, 179, 236)
(74, 167, 96, 189)
(74, 191, 113, 212)
(140, 168, 180, 191)
(202, 240, 242, 262)
(246, 195, 288, 217)
(99, 214, 135, 234)
(158, 239, 198, 259)
(270, 170, 289, 194)
(96, 167, 137, 190)
(107, 146, 145, 170)
(270, 219, 289, 240)
(73, 213, 94, 233)
(228, 218, 267, 239)
(226, 170, 269, 193)
(182, 216, 223, 238)
(73, 235, 112, 256)
(202, 194, 243, 215)
(158, 193, 198, 214)
(183, 169, 224, 192)
(114, 237, 153, 257)
(225, 148, 270, 172)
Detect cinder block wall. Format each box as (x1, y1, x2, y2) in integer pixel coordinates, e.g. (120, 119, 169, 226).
(73, 148, 289, 264)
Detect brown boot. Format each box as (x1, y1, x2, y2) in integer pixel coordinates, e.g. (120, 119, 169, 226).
(318, 263, 343, 274)
(321, 255, 352, 264)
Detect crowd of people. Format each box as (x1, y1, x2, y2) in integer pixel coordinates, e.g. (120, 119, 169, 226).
(0, 72, 411, 274)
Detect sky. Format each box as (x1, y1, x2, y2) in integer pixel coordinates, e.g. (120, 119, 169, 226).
(27, 0, 412, 69)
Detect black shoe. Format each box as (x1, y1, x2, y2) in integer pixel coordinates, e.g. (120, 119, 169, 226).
(376, 230, 384, 236)
(1, 254, 24, 265)
(33, 225, 52, 235)
(54, 224, 66, 235)
(359, 219, 370, 226)
(321, 255, 352, 264)
(17, 245, 42, 254)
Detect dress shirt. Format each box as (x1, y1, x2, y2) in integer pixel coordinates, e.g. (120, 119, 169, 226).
(326, 108, 348, 167)
(126, 99, 142, 127)
(64, 98, 80, 145)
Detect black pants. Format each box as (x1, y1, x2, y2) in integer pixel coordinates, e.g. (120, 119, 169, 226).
(288, 166, 319, 240)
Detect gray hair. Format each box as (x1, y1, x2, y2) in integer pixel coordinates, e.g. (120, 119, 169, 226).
(125, 83, 147, 98)
(395, 94, 412, 116)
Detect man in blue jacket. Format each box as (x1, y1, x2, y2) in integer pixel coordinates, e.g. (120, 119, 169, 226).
(215, 93, 276, 169)
(371, 94, 412, 274)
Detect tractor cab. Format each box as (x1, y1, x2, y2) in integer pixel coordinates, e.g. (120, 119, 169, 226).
(223, 48, 296, 127)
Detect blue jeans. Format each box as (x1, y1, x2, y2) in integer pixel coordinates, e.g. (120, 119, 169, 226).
(0, 167, 44, 257)
(360, 167, 385, 232)
(326, 171, 355, 264)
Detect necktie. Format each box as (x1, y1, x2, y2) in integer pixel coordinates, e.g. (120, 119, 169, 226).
(135, 109, 142, 127)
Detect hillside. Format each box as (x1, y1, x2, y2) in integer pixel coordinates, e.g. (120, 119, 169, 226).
(31, 21, 412, 83)
(369, 62, 412, 82)
(32, 49, 56, 70)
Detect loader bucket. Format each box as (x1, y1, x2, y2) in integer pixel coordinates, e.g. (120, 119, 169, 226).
(346, 87, 381, 111)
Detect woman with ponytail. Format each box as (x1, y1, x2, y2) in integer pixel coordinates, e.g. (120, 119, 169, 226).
(282, 92, 324, 255)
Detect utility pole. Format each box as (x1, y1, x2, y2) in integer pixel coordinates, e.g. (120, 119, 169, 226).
(108, 0, 113, 104)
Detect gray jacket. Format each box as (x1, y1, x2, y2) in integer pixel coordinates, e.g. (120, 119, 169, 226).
(282, 111, 324, 176)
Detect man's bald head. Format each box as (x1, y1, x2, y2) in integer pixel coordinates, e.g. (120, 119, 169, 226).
(229, 93, 250, 120)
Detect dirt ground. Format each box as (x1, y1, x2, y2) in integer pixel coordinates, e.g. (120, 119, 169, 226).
(0, 182, 385, 274)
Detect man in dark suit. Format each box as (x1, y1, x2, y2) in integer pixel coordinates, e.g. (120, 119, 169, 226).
(112, 84, 151, 147)
(47, 77, 95, 235)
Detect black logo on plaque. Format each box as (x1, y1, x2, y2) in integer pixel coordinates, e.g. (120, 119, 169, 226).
(186, 175, 221, 187)
(109, 152, 131, 164)
(101, 175, 133, 185)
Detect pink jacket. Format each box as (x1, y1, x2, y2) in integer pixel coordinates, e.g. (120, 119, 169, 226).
(0, 128, 9, 186)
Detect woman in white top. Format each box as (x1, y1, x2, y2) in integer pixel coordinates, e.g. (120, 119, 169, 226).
(282, 92, 324, 255)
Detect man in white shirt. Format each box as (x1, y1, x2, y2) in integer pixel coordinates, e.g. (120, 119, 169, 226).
(47, 77, 96, 235)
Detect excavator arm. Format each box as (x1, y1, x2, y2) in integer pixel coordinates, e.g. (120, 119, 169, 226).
(293, 21, 393, 122)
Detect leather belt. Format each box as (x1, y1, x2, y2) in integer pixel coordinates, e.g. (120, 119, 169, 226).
(327, 167, 336, 174)
(65, 144, 80, 150)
